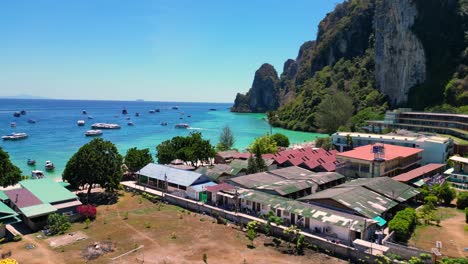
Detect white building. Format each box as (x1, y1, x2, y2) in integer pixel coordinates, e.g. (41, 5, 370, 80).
(332, 132, 453, 164)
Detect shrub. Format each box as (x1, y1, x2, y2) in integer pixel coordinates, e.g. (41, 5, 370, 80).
(270, 133, 290, 147)
(77, 204, 97, 220)
(47, 213, 71, 235)
(457, 192, 468, 209)
(388, 208, 417, 242)
(12, 235, 22, 242)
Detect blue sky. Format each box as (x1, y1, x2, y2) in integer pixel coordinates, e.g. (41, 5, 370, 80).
(0, 1, 342, 102)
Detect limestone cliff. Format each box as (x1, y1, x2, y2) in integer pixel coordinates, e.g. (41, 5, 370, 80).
(231, 63, 279, 113)
(374, 0, 426, 106)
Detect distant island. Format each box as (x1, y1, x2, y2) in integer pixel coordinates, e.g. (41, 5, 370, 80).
(0, 94, 50, 100)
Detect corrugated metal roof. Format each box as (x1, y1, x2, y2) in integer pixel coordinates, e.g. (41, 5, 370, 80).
(336, 177, 419, 202)
(228, 172, 284, 188)
(239, 189, 371, 232)
(298, 186, 398, 218)
(189, 181, 217, 192)
(0, 191, 9, 201)
(139, 163, 210, 187)
(0, 201, 18, 218)
(393, 164, 445, 182)
(20, 203, 57, 218)
(20, 179, 78, 204)
(5, 188, 43, 208)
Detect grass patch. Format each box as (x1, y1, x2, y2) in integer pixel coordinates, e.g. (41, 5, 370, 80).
(437, 134, 468, 145)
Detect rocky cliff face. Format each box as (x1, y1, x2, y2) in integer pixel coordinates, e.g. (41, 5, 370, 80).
(374, 0, 426, 106)
(231, 63, 279, 113)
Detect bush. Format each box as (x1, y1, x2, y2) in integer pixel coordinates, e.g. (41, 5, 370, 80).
(388, 208, 417, 242)
(77, 204, 97, 220)
(47, 213, 71, 235)
(12, 235, 22, 242)
(457, 192, 468, 209)
(270, 133, 290, 147)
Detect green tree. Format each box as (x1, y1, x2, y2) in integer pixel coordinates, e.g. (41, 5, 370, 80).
(270, 133, 290, 147)
(283, 225, 300, 248)
(156, 132, 216, 167)
(124, 147, 154, 173)
(63, 138, 123, 200)
(0, 147, 22, 187)
(246, 221, 258, 248)
(296, 234, 305, 255)
(315, 92, 355, 134)
(438, 183, 456, 206)
(456, 192, 468, 209)
(47, 213, 71, 235)
(264, 210, 283, 235)
(216, 126, 235, 151)
(424, 195, 438, 210)
(254, 145, 267, 172)
(246, 155, 258, 174)
(249, 135, 277, 154)
(315, 137, 333, 150)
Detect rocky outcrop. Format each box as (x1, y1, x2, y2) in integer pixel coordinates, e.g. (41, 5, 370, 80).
(374, 0, 426, 106)
(231, 64, 279, 113)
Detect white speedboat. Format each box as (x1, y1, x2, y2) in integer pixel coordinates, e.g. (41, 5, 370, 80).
(85, 130, 103, 136)
(175, 123, 189, 129)
(91, 123, 121, 129)
(31, 170, 44, 179)
(2, 132, 28, 140)
(77, 120, 85, 126)
(45, 161, 55, 171)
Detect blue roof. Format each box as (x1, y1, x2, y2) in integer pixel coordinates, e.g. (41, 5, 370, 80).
(138, 163, 211, 187)
(373, 216, 387, 227)
(190, 181, 217, 192)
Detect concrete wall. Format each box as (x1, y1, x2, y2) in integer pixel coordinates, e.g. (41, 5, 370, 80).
(382, 231, 431, 259)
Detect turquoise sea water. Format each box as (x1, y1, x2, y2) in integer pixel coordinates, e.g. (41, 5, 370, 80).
(0, 99, 325, 179)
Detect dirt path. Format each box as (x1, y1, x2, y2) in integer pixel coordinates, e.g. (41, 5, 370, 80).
(115, 210, 160, 246)
(23, 234, 64, 264)
(440, 212, 468, 257)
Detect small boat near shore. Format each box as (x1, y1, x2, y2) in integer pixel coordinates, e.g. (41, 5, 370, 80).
(208, 108, 217, 111)
(127, 122, 134, 126)
(88, 116, 94, 120)
(135, 112, 140, 117)
(45, 161, 55, 171)
(82, 110, 87, 115)
(149, 110, 155, 114)
(172, 106, 179, 110)
(20, 110, 27, 115)
(27, 119, 36, 124)
(77, 120, 85, 126)
(13, 112, 21, 117)
(2, 132, 28, 140)
(91, 123, 121, 129)
(161, 122, 168, 126)
(31, 170, 45, 179)
(122, 108, 128, 115)
(10, 122, 16, 128)
(27, 159, 36, 166)
(155, 109, 160, 112)
(175, 123, 189, 129)
(85, 129, 103, 136)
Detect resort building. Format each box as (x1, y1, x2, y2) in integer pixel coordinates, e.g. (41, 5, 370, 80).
(195, 160, 248, 182)
(226, 166, 345, 199)
(205, 183, 238, 208)
(137, 163, 212, 194)
(367, 110, 468, 155)
(2, 179, 81, 231)
(393, 163, 446, 187)
(444, 156, 468, 190)
(336, 144, 423, 178)
(332, 132, 453, 164)
(263, 147, 340, 172)
(298, 186, 398, 220)
(238, 189, 377, 242)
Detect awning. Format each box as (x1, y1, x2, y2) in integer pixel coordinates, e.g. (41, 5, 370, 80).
(217, 192, 234, 199)
(412, 179, 425, 187)
(372, 216, 387, 227)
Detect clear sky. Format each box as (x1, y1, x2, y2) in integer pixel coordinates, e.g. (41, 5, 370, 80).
(0, 1, 342, 102)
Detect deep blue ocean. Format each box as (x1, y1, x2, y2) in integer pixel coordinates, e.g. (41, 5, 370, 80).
(0, 99, 324, 179)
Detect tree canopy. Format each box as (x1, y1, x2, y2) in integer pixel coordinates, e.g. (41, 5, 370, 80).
(63, 138, 123, 197)
(124, 147, 154, 173)
(315, 91, 355, 134)
(156, 132, 215, 167)
(216, 126, 235, 151)
(249, 134, 277, 154)
(0, 147, 22, 187)
(270, 133, 290, 147)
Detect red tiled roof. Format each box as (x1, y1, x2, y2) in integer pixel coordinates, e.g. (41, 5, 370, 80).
(5, 188, 43, 208)
(262, 147, 338, 172)
(336, 144, 423, 162)
(205, 183, 236, 193)
(393, 163, 446, 182)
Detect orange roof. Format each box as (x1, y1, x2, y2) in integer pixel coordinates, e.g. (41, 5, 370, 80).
(336, 144, 423, 162)
(393, 163, 445, 182)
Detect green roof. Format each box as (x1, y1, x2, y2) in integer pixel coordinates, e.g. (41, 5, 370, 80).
(0, 191, 9, 201)
(239, 189, 370, 232)
(20, 203, 57, 218)
(254, 180, 317, 196)
(19, 179, 78, 204)
(59, 182, 71, 188)
(298, 186, 398, 219)
(0, 201, 18, 221)
(336, 177, 419, 202)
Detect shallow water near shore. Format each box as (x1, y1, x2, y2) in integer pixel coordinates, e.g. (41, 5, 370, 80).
(0, 99, 325, 180)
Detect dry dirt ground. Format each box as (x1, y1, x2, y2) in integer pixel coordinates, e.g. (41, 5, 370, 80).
(0, 192, 348, 264)
(409, 207, 468, 258)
